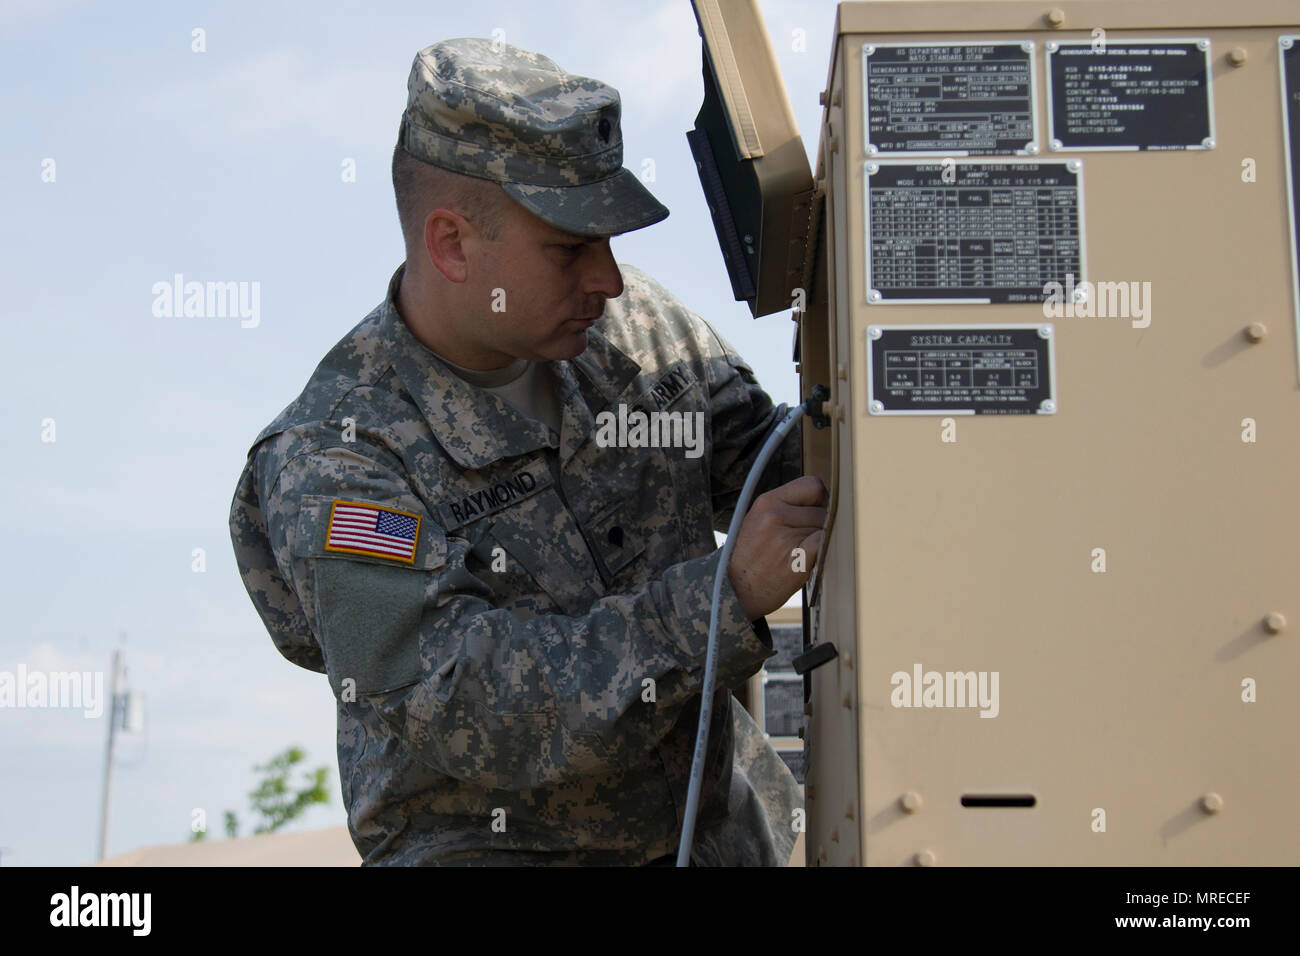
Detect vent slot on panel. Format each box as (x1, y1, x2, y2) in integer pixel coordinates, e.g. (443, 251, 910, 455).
(961, 795, 1037, 808)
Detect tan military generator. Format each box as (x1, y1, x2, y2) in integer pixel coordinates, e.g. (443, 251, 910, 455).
(693, 0, 1300, 865)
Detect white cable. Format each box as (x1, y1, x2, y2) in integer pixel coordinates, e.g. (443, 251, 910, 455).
(676, 403, 806, 866)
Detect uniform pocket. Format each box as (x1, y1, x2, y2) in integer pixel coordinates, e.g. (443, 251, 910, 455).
(482, 489, 607, 617)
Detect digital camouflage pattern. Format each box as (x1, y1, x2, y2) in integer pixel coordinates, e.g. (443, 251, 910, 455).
(399, 38, 669, 237)
(229, 263, 805, 865)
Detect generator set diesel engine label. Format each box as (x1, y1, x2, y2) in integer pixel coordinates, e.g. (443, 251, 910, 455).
(867, 325, 1057, 415)
(1046, 39, 1215, 150)
(865, 161, 1084, 304)
(863, 42, 1038, 155)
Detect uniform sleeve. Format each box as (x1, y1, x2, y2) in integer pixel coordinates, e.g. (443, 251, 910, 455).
(695, 318, 804, 530)
(260, 442, 776, 793)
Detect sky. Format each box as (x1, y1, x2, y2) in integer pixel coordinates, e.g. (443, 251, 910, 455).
(0, 0, 834, 865)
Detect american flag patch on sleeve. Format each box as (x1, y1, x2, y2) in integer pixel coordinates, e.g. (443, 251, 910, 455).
(324, 500, 421, 563)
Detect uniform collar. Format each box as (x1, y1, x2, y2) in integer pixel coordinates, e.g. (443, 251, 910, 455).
(380, 263, 641, 470)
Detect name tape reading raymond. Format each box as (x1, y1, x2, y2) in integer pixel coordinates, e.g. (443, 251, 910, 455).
(437, 468, 553, 531)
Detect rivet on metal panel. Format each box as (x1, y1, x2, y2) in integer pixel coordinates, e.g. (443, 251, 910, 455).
(837, 363, 847, 380)
(1045, 8, 1066, 28)
(900, 791, 923, 813)
(1067, 159, 1082, 174)
(1264, 612, 1287, 634)
(914, 849, 936, 866)
(1197, 39, 1210, 52)
(1040, 399, 1056, 413)
(1026, 142, 1040, 155)
(1228, 47, 1248, 67)
(868, 288, 882, 302)
(1245, 322, 1268, 343)
(870, 400, 885, 414)
(1202, 137, 1216, 149)
(1050, 138, 1064, 151)
(1201, 793, 1224, 814)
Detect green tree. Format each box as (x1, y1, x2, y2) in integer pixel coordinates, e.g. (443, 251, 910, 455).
(188, 746, 330, 842)
(248, 746, 331, 835)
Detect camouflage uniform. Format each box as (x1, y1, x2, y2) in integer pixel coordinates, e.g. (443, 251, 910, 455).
(227, 38, 804, 865)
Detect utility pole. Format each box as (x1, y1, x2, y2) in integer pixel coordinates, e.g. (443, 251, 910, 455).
(97, 649, 122, 862)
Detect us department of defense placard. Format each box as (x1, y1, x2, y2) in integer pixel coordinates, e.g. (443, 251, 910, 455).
(1281, 36, 1300, 369)
(864, 160, 1085, 304)
(866, 324, 1057, 415)
(863, 42, 1039, 156)
(1046, 39, 1215, 151)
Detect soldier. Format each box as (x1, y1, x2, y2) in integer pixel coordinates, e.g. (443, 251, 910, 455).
(228, 37, 825, 865)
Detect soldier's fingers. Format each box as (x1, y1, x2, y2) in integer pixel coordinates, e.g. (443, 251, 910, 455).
(772, 502, 827, 530)
(770, 475, 827, 507)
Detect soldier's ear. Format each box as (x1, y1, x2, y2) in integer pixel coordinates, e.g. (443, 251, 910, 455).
(424, 208, 471, 283)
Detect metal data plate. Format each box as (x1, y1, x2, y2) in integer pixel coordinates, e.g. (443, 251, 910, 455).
(1046, 39, 1215, 151)
(867, 324, 1057, 415)
(863, 42, 1039, 156)
(865, 160, 1085, 304)
(1282, 36, 1300, 370)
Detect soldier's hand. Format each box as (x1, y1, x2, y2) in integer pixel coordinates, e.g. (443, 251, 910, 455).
(726, 475, 827, 620)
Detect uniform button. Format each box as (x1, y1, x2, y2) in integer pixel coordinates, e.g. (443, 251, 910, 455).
(607, 526, 624, 548)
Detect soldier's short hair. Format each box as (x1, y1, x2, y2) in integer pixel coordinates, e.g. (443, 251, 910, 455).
(391, 145, 510, 252)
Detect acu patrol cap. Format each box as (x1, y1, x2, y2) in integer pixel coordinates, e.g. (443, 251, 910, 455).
(398, 37, 670, 238)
